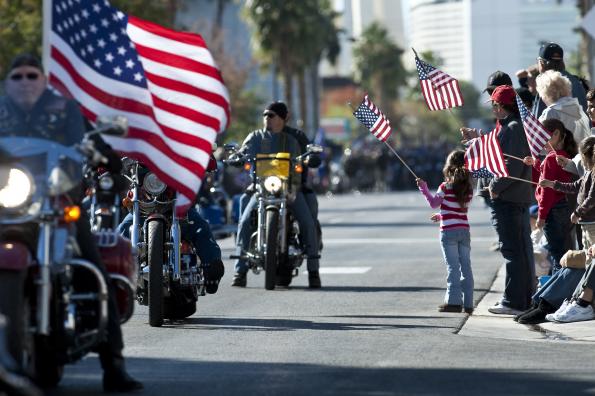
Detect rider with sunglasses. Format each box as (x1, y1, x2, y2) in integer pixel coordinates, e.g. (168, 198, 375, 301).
(0, 53, 143, 392)
(231, 101, 322, 288)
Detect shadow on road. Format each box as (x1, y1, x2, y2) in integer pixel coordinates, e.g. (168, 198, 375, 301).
(321, 221, 493, 228)
(51, 358, 595, 396)
(160, 316, 453, 332)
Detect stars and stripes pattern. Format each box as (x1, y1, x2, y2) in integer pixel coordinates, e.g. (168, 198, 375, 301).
(464, 126, 509, 178)
(352, 95, 392, 142)
(415, 56, 463, 111)
(49, 0, 230, 215)
(470, 167, 496, 179)
(516, 94, 552, 158)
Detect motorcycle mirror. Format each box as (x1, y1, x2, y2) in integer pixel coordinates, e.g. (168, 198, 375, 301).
(224, 143, 239, 151)
(95, 115, 129, 137)
(307, 144, 323, 154)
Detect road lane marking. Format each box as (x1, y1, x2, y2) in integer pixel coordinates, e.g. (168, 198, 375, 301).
(305, 267, 371, 274)
(323, 237, 495, 244)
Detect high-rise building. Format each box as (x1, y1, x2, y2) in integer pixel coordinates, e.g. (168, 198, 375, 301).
(408, 0, 581, 92)
(320, 0, 406, 77)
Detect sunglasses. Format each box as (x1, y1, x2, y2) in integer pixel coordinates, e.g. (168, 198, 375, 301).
(9, 73, 40, 81)
(263, 112, 277, 119)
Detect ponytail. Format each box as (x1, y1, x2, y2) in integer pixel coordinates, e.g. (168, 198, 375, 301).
(443, 150, 473, 208)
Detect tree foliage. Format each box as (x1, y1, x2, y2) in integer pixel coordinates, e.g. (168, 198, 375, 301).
(352, 22, 407, 113)
(0, 0, 43, 77)
(243, 0, 340, 115)
(0, 0, 180, 77)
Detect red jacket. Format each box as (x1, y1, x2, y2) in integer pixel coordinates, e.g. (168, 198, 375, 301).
(533, 150, 573, 220)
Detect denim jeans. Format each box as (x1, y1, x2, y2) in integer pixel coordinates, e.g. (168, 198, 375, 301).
(533, 266, 586, 309)
(543, 201, 572, 275)
(235, 191, 319, 273)
(117, 207, 221, 264)
(491, 199, 535, 310)
(439, 228, 474, 308)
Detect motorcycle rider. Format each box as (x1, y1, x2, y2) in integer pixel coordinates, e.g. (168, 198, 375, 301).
(0, 54, 142, 392)
(230, 101, 322, 288)
(117, 155, 225, 294)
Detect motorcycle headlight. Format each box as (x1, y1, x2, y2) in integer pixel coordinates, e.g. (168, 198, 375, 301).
(0, 168, 33, 208)
(264, 176, 283, 193)
(143, 172, 167, 195)
(99, 174, 114, 190)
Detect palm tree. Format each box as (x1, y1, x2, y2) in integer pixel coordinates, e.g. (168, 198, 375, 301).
(353, 23, 407, 116)
(244, 0, 340, 126)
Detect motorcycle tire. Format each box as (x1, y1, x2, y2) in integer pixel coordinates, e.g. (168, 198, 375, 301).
(33, 336, 64, 388)
(264, 209, 279, 291)
(147, 220, 165, 327)
(0, 269, 26, 366)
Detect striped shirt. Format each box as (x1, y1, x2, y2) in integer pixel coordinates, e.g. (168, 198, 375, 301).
(419, 181, 472, 231)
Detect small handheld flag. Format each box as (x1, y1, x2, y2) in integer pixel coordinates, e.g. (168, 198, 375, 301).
(515, 94, 552, 158)
(414, 51, 464, 111)
(352, 94, 392, 142)
(464, 127, 509, 178)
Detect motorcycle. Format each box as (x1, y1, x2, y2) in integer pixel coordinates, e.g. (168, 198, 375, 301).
(226, 143, 323, 290)
(0, 126, 135, 387)
(122, 160, 206, 327)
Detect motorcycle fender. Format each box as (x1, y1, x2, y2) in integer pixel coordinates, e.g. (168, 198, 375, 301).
(0, 242, 32, 271)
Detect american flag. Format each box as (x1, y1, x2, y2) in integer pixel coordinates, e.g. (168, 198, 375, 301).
(352, 95, 392, 142)
(464, 127, 509, 178)
(48, 0, 230, 215)
(515, 94, 552, 158)
(470, 167, 497, 179)
(415, 56, 463, 111)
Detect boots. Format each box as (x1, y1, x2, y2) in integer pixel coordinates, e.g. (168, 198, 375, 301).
(308, 271, 321, 289)
(231, 271, 247, 287)
(517, 299, 555, 325)
(204, 259, 225, 294)
(101, 354, 143, 393)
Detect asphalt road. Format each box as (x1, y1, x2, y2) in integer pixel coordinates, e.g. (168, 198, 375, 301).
(52, 192, 595, 396)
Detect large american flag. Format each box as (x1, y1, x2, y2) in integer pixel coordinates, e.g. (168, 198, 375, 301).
(464, 127, 509, 178)
(415, 56, 463, 111)
(48, 0, 230, 215)
(352, 95, 392, 142)
(515, 94, 552, 158)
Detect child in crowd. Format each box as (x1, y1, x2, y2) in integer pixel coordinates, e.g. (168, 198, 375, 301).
(417, 150, 474, 314)
(523, 118, 578, 274)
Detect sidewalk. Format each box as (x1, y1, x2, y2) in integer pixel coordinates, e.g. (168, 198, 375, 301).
(459, 265, 595, 342)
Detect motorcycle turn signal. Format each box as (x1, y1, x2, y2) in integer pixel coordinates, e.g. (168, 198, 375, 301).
(63, 205, 81, 223)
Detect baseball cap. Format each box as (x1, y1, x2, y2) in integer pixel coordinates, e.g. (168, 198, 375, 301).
(264, 101, 288, 119)
(8, 53, 43, 74)
(539, 42, 564, 62)
(490, 85, 516, 105)
(483, 71, 513, 93)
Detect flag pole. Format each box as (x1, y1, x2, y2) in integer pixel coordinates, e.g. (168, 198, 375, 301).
(505, 175, 538, 185)
(383, 139, 419, 179)
(503, 153, 527, 162)
(42, 0, 52, 74)
(347, 101, 418, 180)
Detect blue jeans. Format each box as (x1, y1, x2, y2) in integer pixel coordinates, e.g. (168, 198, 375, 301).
(533, 266, 585, 309)
(235, 191, 319, 273)
(439, 228, 474, 308)
(491, 199, 535, 310)
(118, 208, 221, 264)
(543, 201, 572, 275)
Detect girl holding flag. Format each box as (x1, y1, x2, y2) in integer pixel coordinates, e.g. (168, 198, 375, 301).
(416, 150, 474, 314)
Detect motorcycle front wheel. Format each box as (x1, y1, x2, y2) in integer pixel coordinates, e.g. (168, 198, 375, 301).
(264, 209, 279, 290)
(147, 220, 165, 327)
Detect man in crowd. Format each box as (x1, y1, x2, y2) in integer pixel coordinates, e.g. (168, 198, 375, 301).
(532, 42, 587, 117)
